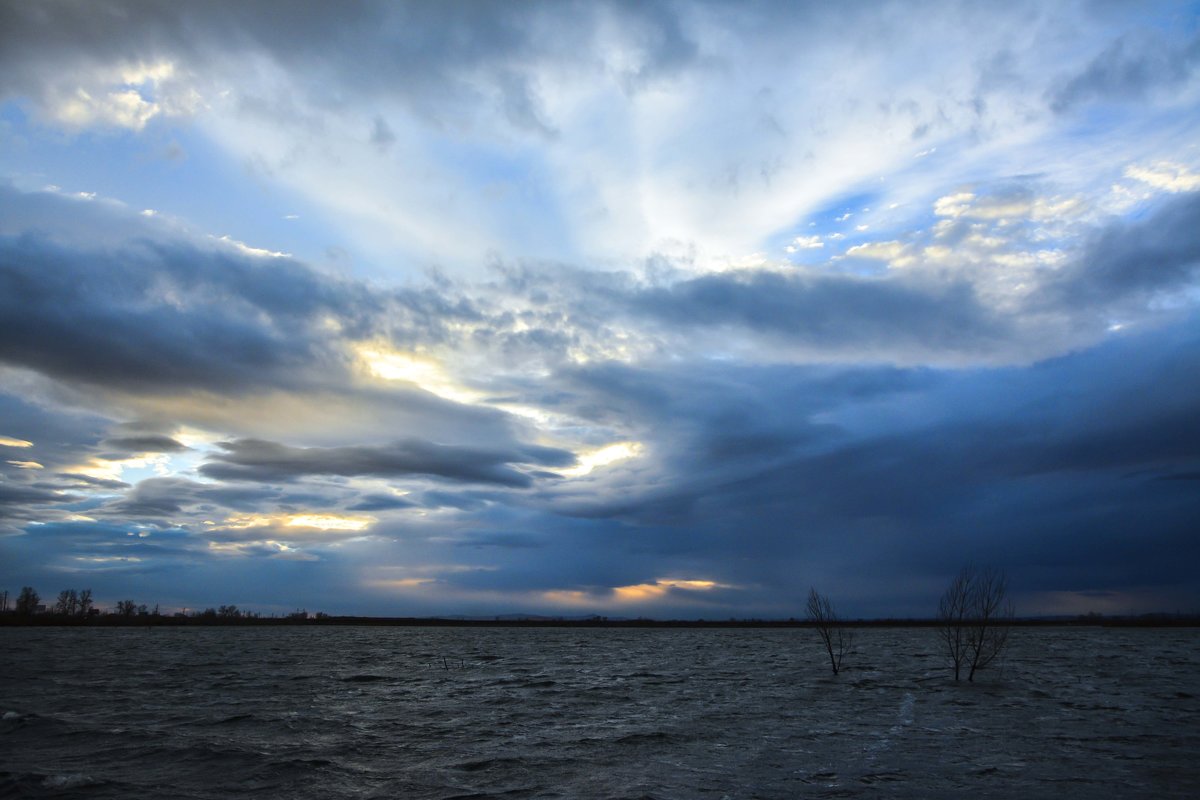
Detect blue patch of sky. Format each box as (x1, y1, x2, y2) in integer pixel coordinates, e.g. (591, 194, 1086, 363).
(54, 495, 119, 515)
(0, 101, 352, 271)
(766, 189, 889, 265)
(426, 136, 575, 260)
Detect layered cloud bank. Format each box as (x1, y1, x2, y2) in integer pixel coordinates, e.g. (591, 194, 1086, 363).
(1, 1, 1198, 617)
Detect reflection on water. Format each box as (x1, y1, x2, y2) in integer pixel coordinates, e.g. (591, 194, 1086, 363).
(1, 626, 1197, 798)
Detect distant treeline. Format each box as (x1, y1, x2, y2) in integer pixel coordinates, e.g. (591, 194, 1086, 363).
(0, 586, 326, 626)
(2, 585, 1197, 629)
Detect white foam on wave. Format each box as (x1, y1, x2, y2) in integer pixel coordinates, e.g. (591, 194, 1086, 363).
(42, 774, 97, 789)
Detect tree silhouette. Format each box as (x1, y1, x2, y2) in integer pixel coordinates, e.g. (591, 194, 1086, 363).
(938, 565, 1013, 681)
(15, 586, 40, 616)
(807, 588, 853, 674)
(54, 589, 78, 616)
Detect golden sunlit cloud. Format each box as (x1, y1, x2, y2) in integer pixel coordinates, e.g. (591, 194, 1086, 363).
(542, 589, 591, 605)
(172, 426, 222, 448)
(367, 577, 437, 589)
(214, 513, 374, 532)
(543, 578, 734, 607)
(286, 514, 373, 531)
(355, 343, 482, 404)
(612, 578, 728, 603)
(6, 460, 43, 470)
(62, 454, 170, 482)
(0, 436, 34, 448)
(562, 441, 643, 477)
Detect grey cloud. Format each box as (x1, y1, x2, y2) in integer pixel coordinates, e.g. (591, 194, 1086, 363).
(101, 435, 189, 454)
(454, 531, 544, 549)
(104, 477, 283, 520)
(481, 258, 1019, 366)
(632, 271, 1006, 355)
(496, 71, 558, 138)
(347, 493, 415, 512)
(200, 437, 575, 488)
(54, 474, 130, 491)
(415, 490, 496, 511)
(369, 115, 396, 150)
(0, 390, 112, 471)
(0, 1, 703, 134)
(1043, 190, 1200, 307)
(476, 189, 1199, 366)
(1050, 31, 1200, 113)
(0, 483, 74, 514)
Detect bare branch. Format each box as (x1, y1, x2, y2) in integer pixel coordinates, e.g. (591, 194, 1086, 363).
(808, 588, 853, 674)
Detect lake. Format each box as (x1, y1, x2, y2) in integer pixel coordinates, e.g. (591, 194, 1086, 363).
(2, 625, 1197, 798)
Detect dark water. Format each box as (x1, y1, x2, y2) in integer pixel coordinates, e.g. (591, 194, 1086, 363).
(1, 626, 1197, 798)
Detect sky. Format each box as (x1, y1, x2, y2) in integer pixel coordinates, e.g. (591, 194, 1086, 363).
(1, 0, 1199, 619)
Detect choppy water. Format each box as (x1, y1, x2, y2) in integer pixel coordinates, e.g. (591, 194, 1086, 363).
(1, 626, 1197, 798)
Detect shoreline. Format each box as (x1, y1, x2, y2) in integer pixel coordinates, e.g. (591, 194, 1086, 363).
(2, 614, 1197, 629)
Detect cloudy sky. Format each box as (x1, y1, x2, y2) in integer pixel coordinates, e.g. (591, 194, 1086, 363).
(1, 0, 1198, 618)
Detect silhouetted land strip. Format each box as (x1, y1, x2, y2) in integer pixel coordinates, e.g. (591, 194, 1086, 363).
(2, 613, 1197, 628)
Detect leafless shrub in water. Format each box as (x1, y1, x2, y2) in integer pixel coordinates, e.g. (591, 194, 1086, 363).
(807, 588, 853, 674)
(938, 565, 1013, 681)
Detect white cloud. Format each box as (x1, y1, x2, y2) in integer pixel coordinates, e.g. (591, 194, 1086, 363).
(1125, 161, 1200, 193)
(933, 191, 976, 218)
(212, 235, 290, 259)
(37, 60, 197, 132)
(48, 87, 160, 131)
(786, 235, 823, 253)
(845, 240, 907, 261)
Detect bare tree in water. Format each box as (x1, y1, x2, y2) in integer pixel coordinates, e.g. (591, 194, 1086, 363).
(938, 565, 1013, 681)
(807, 588, 853, 674)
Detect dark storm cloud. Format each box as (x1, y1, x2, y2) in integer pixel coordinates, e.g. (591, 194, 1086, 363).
(0, 232, 353, 392)
(1049, 31, 1200, 112)
(200, 438, 575, 488)
(530, 318, 1200, 607)
(0, 185, 508, 406)
(1043, 190, 1200, 305)
(2, 519, 197, 576)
